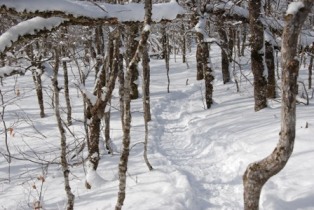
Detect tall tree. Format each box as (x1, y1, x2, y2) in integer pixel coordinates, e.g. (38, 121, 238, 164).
(249, 0, 268, 111)
(115, 0, 152, 208)
(243, 1, 313, 209)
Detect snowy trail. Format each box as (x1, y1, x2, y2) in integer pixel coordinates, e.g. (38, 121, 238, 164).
(150, 81, 249, 209)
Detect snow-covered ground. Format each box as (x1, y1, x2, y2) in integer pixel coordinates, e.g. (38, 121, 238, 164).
(0, 45, 314, 210)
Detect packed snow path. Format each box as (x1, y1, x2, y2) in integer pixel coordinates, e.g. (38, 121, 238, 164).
(150, 83, 247, 209)
(147, 51, 314, 209)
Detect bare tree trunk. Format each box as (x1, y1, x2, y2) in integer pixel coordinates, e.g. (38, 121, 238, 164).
(217, 21, 230, 84)
(52, 48, 75, 210)
(249, 0, 267, 111)
(142, 39, 153, 170)
(86, 30, 120, 188)
(265, 41, 276, 99)
(243, 1, 313, 209)
(181, 22, 186, 64)
(32, 70, 45, 118)
(308, 45, 314, 89)
(126, 23, 140, 100)
(203, 42, 214, 109)
(196, 41, 204, 81)
(166, 35, 170, 93)
(103, 105, 113, 154)
(62, 60, 72, 125)
(0, 90, 11, 182)
(161, 24, 171, 92)
(115, 0, 152, 208)
(241, 23, 247, 57)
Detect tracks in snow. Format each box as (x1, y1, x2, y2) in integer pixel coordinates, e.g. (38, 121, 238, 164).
(151, 83, 246, 209)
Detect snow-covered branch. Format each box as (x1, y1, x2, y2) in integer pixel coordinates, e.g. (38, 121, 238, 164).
(0, 66, 26, 78)
(0, 0, 185, 23)
(0, 17, 67, 53)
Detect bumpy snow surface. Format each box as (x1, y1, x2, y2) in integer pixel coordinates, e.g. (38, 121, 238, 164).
(0, 45, 313, 210)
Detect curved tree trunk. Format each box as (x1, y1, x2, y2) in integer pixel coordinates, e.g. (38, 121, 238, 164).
(243, 1, 313, 209)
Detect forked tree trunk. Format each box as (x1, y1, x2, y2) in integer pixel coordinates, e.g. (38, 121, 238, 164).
(249, 0, 267, 111)
(243, 1, 313, 209)
(86, 30, 120, 188)
(52, 48, 75, 210)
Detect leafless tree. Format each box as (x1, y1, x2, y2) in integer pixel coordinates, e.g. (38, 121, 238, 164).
(243, 1, 313, 209)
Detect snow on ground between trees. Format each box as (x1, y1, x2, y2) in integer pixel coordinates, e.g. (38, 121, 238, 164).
(0, 45, 314, 210)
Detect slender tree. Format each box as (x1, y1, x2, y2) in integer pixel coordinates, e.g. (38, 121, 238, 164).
(249, 0, 267, 111)
(52, 48, 75, 210)
(115, 0, 152, 208)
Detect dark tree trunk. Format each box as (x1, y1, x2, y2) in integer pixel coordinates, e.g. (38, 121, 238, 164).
(32, 71, 45, 118)
(241, 23, 247, 57)
(126, 23, 140, 100)
(217, 21, 230, 84)
(243, 1, 313, 209)
(249, 0, 267, 111)
(86, 30, 120, 188)
(181, 22, 186, 64)
(308, 45, 314, 89)
(265, 41, 276, 99)
(196, 41, 204, 81)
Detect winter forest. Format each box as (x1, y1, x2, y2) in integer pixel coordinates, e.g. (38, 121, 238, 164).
(0, 0, 314, 209)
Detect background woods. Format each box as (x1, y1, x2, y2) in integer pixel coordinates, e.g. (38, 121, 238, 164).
(0, 0, 314, 209)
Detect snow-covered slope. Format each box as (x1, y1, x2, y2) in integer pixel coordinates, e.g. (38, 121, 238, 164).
(0, 45, 313, 210)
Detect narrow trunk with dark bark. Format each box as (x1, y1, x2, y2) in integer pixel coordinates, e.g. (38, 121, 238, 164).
(249, 0, 267, 111)
(308, 45, 314, 89)
(217, 21, 230, 84)
(265, 41, 276, 99)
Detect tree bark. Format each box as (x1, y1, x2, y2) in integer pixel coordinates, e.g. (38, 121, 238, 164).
(126, 23, 140, 100)
(115, 0, 152, 208)
(52, 48, 75, 210)
(243, 1, 313, 209)
(217, 21, 230, 84)
(86, 29, 120, 187)
(308, 44, 314, 89)
(249, 0, 267, 111)
(265, 41, 276, 99)
(62, 60, 72, 125)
